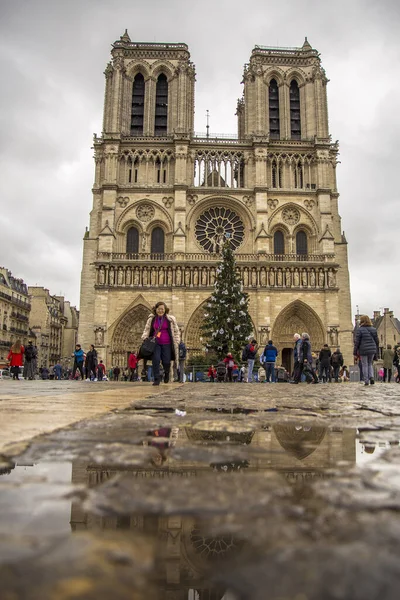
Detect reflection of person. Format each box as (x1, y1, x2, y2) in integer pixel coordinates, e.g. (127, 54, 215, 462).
(7, 340, 24, 380)
(353, 315, 379, 386)
(142, 302, 180, 386)
(147, 427, 172, 466)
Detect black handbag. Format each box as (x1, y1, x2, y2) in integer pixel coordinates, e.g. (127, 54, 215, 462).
(139, 336, 157, 359)
(138, 319, 164, 359)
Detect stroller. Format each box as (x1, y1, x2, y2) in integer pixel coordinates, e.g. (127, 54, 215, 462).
(216, 361, 227, 382)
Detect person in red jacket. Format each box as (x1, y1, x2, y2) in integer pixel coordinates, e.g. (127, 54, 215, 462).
(7, 340, 24, 380)
(128, 351, 138, 381)
(223, 353, 235, 382)
(97, 360, 106, 381)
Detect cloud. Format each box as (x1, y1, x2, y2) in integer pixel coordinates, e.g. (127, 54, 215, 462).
(0, 0, 399, 317)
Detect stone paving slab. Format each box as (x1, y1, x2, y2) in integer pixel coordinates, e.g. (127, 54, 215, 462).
(0, 380, 182, 453)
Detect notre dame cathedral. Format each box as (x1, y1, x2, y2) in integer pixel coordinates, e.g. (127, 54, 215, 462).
(78, 30, 353, 369)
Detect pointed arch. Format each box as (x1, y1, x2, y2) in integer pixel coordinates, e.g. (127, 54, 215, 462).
(155, 73, 168, 136)
(109, 297, 152, 366)
(131, 73, 145, 135)
(269, 78, 280, 140)
(272, 300, 325, 351)
(290, 80, 301, 140)
(185, 300, 209, 352)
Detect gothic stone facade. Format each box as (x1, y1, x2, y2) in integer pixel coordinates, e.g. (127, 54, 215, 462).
(79, 32, 353, 370)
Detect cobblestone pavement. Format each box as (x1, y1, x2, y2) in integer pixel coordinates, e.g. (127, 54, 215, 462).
(1, 381, 400, 599)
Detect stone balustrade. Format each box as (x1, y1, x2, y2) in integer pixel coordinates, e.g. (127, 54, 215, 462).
(96, 251, 335, 264)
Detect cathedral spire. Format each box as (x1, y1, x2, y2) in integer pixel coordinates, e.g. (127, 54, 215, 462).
(302, 37, 312, 51)
(120, 29, 131, 43)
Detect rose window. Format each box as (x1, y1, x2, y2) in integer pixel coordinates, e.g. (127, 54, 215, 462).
(190, 526, 242, 562)
(136, 203, 155, 222)
(282, 207, 300, 226)
(195, 207, 244, 253)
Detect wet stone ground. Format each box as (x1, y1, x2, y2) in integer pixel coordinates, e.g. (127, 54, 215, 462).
(1, 382, 400, 599)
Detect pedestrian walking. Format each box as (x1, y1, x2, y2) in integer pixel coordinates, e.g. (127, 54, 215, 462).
(24, 341, 37, 380)
(223, 353, 235, 382)
(128, 351, 138, 381)
(177, 340, 187, 383)
(299, 333, 319, 383)
(85, 345, 98, 381)
(261, 340, 278, 383)
(318, 344, 332, 383)
(72, 344, 85, 380)
(353, 315, 379, 386)
(242, 339, 258, 383)
(291, 333, 302, 383)
(331, 347, 344, 382)
(97, 360, 106, 381)
(141, 301, 180, 386)
(113, 366, 121, 381)
(7, 340, 24, 380)
(382, 345, 395, 383)
(53, 363, 62, 380)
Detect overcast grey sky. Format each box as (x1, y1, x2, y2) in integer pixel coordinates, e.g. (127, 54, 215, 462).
(0, 0, 399, 317)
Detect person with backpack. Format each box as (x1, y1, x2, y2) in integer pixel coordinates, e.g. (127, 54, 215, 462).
(177, 341, 187, 383)
(298, 333, 319, 384)
(261, 340, 278, 383)
(242, 339, 258, 383)
(330, 347, 344, 382)
(24, 341, 37, 380)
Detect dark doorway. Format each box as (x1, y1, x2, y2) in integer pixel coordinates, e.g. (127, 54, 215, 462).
(281, 348, 293, 374)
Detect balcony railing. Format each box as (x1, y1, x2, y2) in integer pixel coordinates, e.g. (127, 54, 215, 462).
(96, 252, 334, 263)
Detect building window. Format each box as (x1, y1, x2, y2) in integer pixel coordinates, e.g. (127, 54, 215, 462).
(155, 158, 167, 184)
(274, 231, 285, 255)
(294, 162, 303, 189)
(269, 79, 280, 139)
(131, 74, 145, 136)
(151, 227, 165, 254)
(296, 230, 308, 255)
(155, 74, 168, 136)
(290, 80, 301, 140)
(271, 160, 282, 188)
(126, 227, 139, 254)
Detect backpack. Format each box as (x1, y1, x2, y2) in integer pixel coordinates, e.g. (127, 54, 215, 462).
(241, 346, 248, 361)
(25, 345, 34, 360)
(179, 343, 186, 359)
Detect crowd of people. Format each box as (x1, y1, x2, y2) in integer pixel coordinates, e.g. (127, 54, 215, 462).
(3, 311, 400, 386)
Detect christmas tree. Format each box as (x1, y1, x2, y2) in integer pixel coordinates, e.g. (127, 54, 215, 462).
(201, 239, 253, 360)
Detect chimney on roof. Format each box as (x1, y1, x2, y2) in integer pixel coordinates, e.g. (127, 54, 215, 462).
(373, 310, 381, 319)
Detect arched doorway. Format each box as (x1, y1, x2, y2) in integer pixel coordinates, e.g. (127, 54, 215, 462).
(185, 301, 209, 353)
(111, 304, 150, 367)
(272, 300, 325, 372)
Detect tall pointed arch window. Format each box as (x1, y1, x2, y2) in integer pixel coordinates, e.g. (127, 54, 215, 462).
(294, 161, 303, 189)
(296, 230, 308, 255)
(271, 160, 282, 188)
(131, 74, 145, 136)
(269, 79, 280, 139)
(290, 80, 301, 140)
(274, 231, 285, 255)
(155, 74, 168, 136)
(151, 227, 165, 255)
(126, 227, 139, 254)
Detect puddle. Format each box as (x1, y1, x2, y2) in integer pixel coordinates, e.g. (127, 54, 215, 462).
(1, 410, 400, 599)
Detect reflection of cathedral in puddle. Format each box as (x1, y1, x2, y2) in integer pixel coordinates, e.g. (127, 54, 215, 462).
(70, 426, 356, 598)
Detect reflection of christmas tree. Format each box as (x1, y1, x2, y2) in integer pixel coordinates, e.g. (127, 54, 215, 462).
(201, 240, 253, 360)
